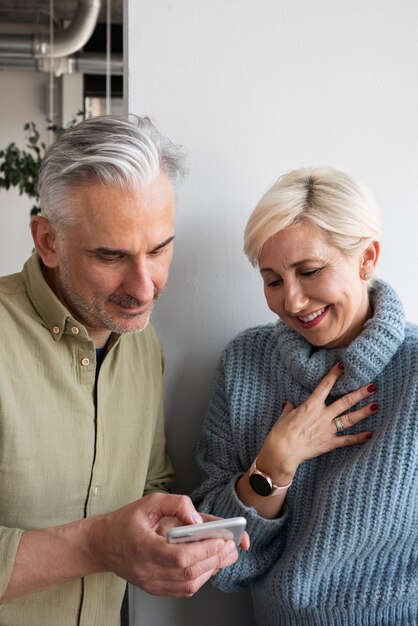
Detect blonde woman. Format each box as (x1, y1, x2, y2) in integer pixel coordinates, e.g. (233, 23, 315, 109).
(193, 168, 418, 626)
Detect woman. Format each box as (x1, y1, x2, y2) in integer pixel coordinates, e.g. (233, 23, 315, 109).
(192, 168, 418, 625)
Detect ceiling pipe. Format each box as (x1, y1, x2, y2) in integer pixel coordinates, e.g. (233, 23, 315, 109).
(35, 0, 101, 58)
(0, 52, 123, 75)
(0, 0, 101, 60)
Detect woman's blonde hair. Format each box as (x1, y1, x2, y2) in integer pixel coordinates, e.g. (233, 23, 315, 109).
(244, 167, 382, 266)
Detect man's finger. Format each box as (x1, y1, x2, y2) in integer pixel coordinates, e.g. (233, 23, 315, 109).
(143, 493, 203, 526)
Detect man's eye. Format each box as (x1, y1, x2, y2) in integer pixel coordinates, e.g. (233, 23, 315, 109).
(149, 247, 167, 257)
(99, 255, 123, 263)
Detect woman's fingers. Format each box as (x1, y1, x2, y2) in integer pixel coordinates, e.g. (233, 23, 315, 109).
(308, 361, 345, 403)
(269, 364, 378, 472)
(281, 401, 294, 414)
(331, 400, 379, 434)
(333, 430, 373, 448)
(329, 382, 377, 419)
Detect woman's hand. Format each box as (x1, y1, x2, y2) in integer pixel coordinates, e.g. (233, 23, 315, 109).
(236, 361, 378, 519)
(258, 361, 378, 484)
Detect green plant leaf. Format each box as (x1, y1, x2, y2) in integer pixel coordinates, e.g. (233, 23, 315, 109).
(0, 113, 84, 219)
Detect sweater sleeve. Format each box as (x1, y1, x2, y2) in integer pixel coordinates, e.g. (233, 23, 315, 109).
(191, 349, 289, 591)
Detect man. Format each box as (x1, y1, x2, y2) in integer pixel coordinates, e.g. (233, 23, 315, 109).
(0, 115, 246, 625)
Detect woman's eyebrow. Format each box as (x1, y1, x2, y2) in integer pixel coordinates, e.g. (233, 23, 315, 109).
(260, 257, 324, 273)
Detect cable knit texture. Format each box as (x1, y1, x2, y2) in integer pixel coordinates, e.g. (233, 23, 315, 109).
(192, 279, 418, 626)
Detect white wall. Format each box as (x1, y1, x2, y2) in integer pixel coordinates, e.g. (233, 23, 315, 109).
(0, 70, 85, 275)
(126, 1, 418, 624)
(0, 71, 51, 275)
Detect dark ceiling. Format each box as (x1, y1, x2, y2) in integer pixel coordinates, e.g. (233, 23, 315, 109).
(0, 0, 123, 26)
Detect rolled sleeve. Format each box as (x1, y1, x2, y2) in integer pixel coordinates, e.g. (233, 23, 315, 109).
(0, 527, 23, 599)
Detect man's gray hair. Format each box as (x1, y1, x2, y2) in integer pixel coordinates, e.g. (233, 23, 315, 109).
(38, 115, 187, 228)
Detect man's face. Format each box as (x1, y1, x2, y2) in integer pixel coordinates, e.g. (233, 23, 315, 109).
(50, 172, 175, 344)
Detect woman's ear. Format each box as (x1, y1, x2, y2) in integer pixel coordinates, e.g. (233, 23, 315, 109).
(31, 215, 60, 268)
(360, 240, 380, 281)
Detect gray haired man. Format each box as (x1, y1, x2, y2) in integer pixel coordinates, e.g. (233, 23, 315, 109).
(0, 116, 244, 626)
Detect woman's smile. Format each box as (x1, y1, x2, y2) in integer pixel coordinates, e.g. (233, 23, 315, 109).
(297, 305, 330, 328)
(259, 222, 375, 348)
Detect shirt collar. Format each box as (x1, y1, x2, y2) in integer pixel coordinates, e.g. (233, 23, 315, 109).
(22, 253, 90, 342)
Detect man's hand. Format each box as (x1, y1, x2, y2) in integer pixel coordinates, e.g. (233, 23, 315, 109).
(88, 493, 246, 597)
(1, 493, 248, 603)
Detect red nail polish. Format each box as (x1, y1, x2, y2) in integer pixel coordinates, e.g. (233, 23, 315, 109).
(367, 384, 377, 393)
(338, 361, 344, 370)
(370, 403, 379, 411)
(282, 402, 287, 409)
(365, 432, 373, 439)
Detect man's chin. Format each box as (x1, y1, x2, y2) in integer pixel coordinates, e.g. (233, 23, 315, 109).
(112, 312, 152, 335)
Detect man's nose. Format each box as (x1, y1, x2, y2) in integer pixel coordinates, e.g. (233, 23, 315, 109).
(124, 261, 155, 303)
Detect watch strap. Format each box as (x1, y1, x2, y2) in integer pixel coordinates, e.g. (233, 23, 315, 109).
(249, 457, 293, 496)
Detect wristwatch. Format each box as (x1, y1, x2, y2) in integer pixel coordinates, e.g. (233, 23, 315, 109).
(248, 457, 293, 497)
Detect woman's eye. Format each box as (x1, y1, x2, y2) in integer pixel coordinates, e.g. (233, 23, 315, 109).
(266, 278, 283, 287)
(301, 268, 321, 278)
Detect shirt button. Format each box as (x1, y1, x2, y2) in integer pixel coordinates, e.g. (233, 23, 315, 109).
(81, 357, 90, 366)
(52, 326, 60, 334)
(93, 485, 99, 496)
(71, 326, 79, 335)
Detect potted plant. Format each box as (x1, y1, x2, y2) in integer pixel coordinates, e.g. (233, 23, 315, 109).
(0, 114, 84, 217)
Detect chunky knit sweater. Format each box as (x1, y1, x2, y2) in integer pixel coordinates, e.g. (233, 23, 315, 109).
(193, 279, 418, 626)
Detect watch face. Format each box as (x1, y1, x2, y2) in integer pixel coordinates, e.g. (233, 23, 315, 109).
(249, 472, 272, 497)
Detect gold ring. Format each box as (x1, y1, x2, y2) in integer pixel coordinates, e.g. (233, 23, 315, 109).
(334, 416, 345, 433)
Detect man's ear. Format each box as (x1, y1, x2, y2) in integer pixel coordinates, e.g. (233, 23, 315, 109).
(31, 215, 60, 268)
(360, 240, 380, 280)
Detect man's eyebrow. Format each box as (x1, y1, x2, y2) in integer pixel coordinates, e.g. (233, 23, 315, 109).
(151, 235, 175, 252)
(87, 236, 175, 257)
(87, 247, 128, 256)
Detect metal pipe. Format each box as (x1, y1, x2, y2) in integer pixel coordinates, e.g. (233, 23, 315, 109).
(34, 0, 101, 58)
(0, 34, 33, 58)
(0, 0, 101, 60)
(0, 52, 123, 76)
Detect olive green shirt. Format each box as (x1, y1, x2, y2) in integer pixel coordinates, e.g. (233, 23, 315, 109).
(0, 254, 175, 626)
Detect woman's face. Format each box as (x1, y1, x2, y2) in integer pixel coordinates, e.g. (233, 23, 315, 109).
(258, 221, 378, 349)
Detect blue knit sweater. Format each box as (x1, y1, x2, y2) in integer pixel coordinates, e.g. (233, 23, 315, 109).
(193, 279, 418, 626)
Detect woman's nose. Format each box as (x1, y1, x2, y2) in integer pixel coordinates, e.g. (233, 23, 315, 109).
(283, 282, 309, 314)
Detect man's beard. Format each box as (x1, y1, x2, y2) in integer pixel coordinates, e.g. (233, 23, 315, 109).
(59, 256, 160, 335)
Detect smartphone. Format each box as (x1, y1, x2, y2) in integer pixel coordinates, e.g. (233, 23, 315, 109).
(166, 516, 247, 546)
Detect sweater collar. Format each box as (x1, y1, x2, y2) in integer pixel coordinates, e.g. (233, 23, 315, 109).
(275, 279, 405, 396)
